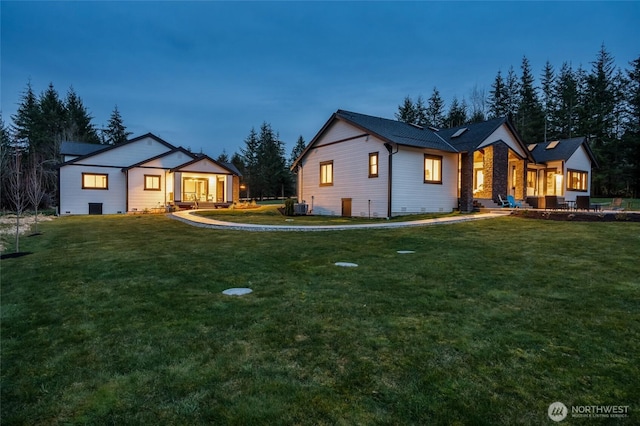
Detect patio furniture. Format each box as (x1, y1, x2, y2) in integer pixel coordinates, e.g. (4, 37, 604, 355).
(507, 195, 522, 208)
(576, 195, 592, 211)
(609, 198, 624, 210)
(497, 194, 510, 207)
(545, 195, 559, 210)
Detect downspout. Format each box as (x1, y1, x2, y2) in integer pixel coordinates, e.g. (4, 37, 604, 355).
(125, 170, 129, 213)
(384, 143, 398, 219)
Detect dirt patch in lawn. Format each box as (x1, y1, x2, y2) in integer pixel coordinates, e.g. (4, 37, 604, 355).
(510, 210, 640, 222)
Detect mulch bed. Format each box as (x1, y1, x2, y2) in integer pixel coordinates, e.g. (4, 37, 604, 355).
(510, 210, 640, 222)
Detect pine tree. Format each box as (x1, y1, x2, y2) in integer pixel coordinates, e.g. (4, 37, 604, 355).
(469, 84, 486, 123)
(426, 88, 445, 128)
(414, 95, 428, 126)
(289, 135, 306, 167)
(446, 96, 468, 127)
(64, 86, 100, 144)
(217, 149, 230, 163)
(103, 106, 131, 145)
(240, 127, 260, 199)
(622, 56, 640, 196)
(540, 61, 556, 140)
(516, 56, 545, 143)
(255, 123, 289, 199)
(395, 96, 417, 124)
(505, 66, 520, 116)
(37, 83, 66, 157)
(553, 62, 579, 138)
(11, 81, 40, 150)
(488, 70, 507, 119)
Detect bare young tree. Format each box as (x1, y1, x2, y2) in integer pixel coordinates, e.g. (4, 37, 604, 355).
(25, 154, 47, 234)
(6, 149, 28, 252)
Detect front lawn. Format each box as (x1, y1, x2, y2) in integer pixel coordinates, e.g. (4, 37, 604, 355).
(2, 215, 639, 424)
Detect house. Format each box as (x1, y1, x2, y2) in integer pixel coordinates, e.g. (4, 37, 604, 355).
(291, 110, 595, 216)
(525, 137, 598, 208)
(58, 133, 241, 215)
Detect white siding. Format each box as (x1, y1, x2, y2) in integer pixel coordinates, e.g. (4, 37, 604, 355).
(127, 168, 168, 212)
(178, 158, 232, 174)
(140, 151, 192, 168)
(315, 120, 367, 147)
(481, 124, 527, 158)
(299, 133, 388, 217)
(565, 145, 592, 199)
(59, 165, 126, 215)
(392, 147, 459, 214)
(73, 137, 171, 167)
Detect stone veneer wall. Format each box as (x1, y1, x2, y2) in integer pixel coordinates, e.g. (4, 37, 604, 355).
(491, 142, 509, 202)
(459, 152, 474, 212)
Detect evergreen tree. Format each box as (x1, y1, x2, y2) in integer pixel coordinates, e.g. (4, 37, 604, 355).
(217, 149, 230, 163)
(104, 105, 131, 145)
(64, 86, 100, 144)
(37, 82, 66, 157)
(240, 127, 260, 199)
(414, 95, 428, 126)
(505, 66, 521, 116)
(540, 61, 557, 140)
(11, 81, 40, 149)
(446, 96, 468, 127)
(426, 88, 446, 128)
(516, 56, 545, 143)
(622, 56, 640, 196)
(1, 113, 14, 208)
(395, 96, 417, 124)
(553, 62, 579, 138)
(289, 135, 306, 167)
(488, 70, 507, 119)
(469, 84, 486, 123)
(255, 123, 289, 199)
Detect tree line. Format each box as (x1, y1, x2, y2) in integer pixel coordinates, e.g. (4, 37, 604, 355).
(395, 45, 640, 197)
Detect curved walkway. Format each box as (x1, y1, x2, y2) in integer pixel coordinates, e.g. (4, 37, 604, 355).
(170, 209, 510, 232)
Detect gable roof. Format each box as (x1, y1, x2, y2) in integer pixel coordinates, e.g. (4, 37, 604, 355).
(121, 147, 196, 171)
(529, 137, 598, 167)
(61, 133, 177, 165)
(170, 154, 241, 175)
(60, 141, 108, 157)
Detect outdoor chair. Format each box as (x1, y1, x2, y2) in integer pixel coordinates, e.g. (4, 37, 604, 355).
(576, 195, 592, 211)
(545, 195, 559, 210)
(609, 198, 624, 210)
(507, 195, 523, 208)
(497, 195, 510, 207)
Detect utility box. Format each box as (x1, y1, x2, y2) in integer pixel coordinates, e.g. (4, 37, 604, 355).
(294, 203, 308, 215)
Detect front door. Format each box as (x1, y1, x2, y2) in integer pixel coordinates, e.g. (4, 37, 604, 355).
(216, 178, 225, 203)
(342, 198, 352, 217)
(183, 178, 208, 202)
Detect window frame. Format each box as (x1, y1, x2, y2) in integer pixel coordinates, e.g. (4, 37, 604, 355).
(567, 169, 588, 192)
(319, 160, 333, 186)
(368, 152, 379, 178)
(423, 154, 443, 184)
(82, 172, 109, 190)
(144, 174, 162, 191)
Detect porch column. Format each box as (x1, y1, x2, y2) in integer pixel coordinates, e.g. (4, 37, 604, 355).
(491, 143, 509, 201)
(459, 152, 474, 213)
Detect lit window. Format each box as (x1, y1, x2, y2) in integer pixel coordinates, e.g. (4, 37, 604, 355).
(369, 152, 378, 178)
(424, 154, 442, 184)
(144, 175, 161, 191)
(567, 169, 588, 191)
(82, 173, 108, 189)
(320, 161, 333, 186)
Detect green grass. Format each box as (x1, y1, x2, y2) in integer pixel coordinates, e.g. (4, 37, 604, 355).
(196, 205, 463, 225)
(2, 214, 639, 424)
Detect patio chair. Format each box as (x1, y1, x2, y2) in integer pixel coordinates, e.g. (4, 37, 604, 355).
(545, 195, 559, 210)
(507, 195, 523, 208)
(575, 195, 592, 211)
(497, 194, 510, 207)
(609, 198, 624, 210)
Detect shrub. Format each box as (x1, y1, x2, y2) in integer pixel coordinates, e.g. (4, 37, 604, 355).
(284, 198, 295, 216)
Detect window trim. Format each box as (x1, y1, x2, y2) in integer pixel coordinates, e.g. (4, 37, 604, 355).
(424, 154, 443, 184)
(144, 174, 162, 191)
(368, 152, 379, 178)
(320, 161, 334, 186)
(567, 168, 589, 192)
(82, 172, 109, 190)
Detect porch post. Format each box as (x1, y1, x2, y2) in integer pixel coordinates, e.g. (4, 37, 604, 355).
(459, 152, 474, 213)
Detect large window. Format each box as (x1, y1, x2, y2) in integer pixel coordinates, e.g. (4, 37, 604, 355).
(567, 169, 588, 191)
(82, 173, 108, 189)
(144, 174, 161, 191)
(320, 161, 333, 186)
(369, 152, 379, 178)
(424, 154, 442, 184)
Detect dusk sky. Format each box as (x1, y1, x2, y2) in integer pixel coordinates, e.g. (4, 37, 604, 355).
(2, 1, 639, 158)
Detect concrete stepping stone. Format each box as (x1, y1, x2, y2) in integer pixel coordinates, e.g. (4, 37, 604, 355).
(222, 288, 253, 296)
(335, 262, 358, 267)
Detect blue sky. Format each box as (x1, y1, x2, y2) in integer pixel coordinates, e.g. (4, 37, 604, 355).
(2, 1, 639, 158)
